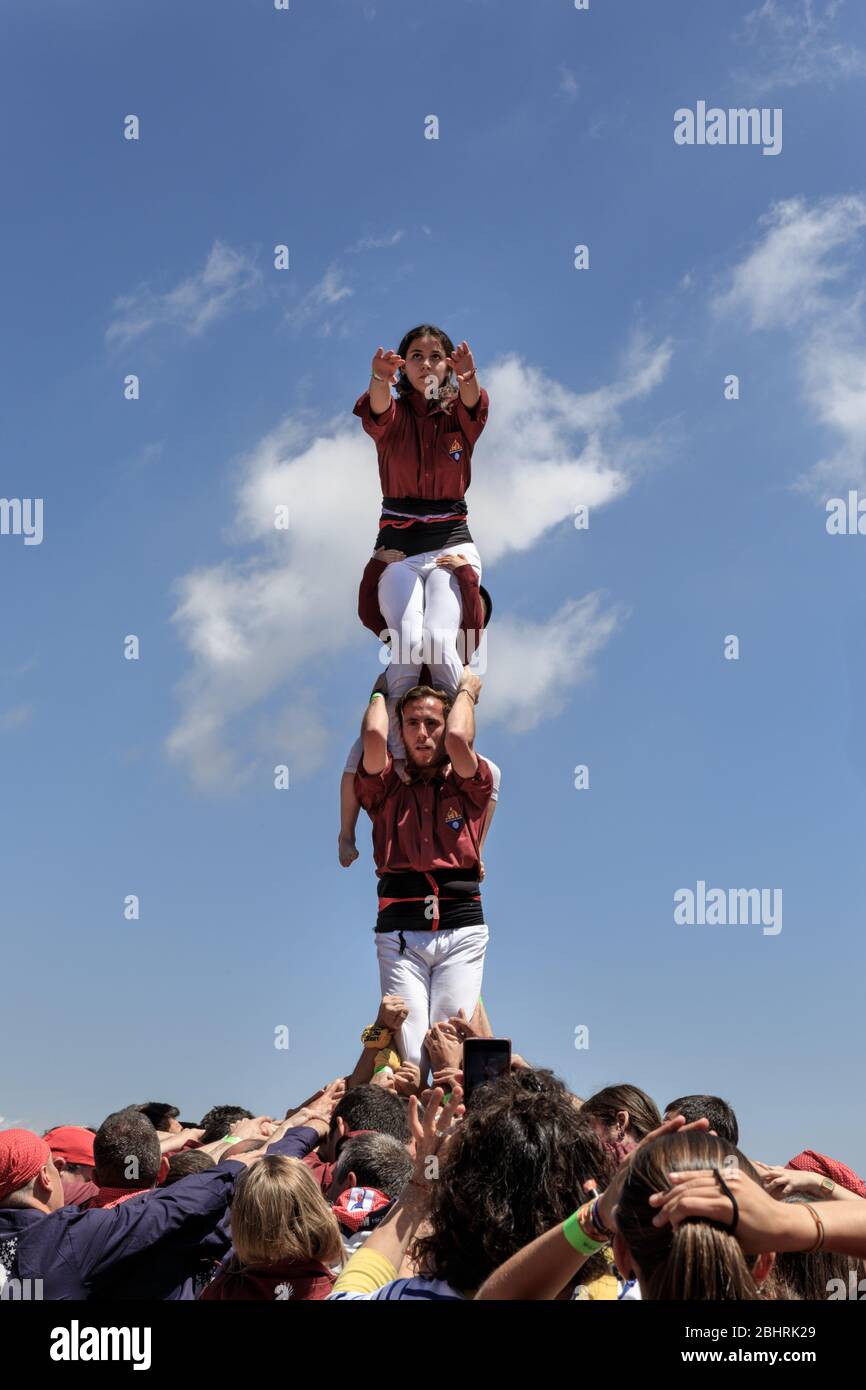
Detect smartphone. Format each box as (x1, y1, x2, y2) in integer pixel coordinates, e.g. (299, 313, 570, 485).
(462, 1037, 512, 1102)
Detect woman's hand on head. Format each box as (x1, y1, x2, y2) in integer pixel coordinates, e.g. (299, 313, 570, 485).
(649, 1165, 800, 1255)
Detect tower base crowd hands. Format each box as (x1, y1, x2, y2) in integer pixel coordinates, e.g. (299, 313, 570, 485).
(4, 1038, 866, 1301)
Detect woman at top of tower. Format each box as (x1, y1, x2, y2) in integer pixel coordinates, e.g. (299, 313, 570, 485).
(352, 324, 489, 706)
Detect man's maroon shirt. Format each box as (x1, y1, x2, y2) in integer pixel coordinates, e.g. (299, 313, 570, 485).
(354, 750, 493, 874)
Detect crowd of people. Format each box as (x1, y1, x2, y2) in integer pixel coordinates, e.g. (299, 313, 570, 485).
(2, 992, 865, 1302)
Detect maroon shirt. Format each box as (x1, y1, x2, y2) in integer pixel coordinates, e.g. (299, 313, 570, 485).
(201, 1257, 335, 1301)
(353, 388, 489, 501)
(358, 556, 484, 641)
(354, 750, 493, 874)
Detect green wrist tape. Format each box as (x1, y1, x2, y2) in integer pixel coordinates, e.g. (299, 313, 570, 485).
(562, 1210, 606, 1256)
(220, 1135, 243, 1146)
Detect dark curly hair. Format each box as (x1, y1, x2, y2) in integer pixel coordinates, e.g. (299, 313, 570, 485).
(395, 324, 459, 414)
(411, 1074, 615, 1295)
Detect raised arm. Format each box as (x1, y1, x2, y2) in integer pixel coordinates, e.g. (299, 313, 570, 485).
(360, 681, 391, 776)
(475, 1216, 595, 1300)
(346, 995, 409, 1090)
(444, 669, 481, 778)
(448, 341, 481, 409)
(369, 347, 403, 416)
(330, 1088, 464, 1297)
(652, 1168, 866, 1258)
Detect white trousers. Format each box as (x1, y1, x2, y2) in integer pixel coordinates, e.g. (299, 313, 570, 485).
(377, 543, 482, 699)
(376, 924, 489, 1076)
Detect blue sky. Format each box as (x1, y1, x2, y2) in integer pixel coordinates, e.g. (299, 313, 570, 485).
(3, 0, 866, 1173)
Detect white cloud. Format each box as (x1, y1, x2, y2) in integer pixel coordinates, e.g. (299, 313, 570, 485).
(167, 344, 669, 788)
(480, 595, 627, 733)
(712, 196, 866, 330)
(347, 230, 405, 253)
(473, 336, 671, 563)
(734, 0, 866, 92)
(801, 325, 866, 486)
(254, 691, 331, 779)
(713, 194, 866, 487)
(106, 241, 260, 347)
(284, 265, 353, 334)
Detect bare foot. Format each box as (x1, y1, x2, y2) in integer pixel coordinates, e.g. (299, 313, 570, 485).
(338, 833, 359, 867)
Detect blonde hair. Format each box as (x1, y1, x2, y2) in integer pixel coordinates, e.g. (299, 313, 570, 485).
(231, 1156, 343, 1269)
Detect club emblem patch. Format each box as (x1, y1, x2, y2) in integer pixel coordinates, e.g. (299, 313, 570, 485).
(444, 803, 464, 831)
(447, 438, 463, 464)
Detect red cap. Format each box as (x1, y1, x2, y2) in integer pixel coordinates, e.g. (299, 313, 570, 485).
(0, 1129, 51, 1203)
(43, 1126, 96, 1166)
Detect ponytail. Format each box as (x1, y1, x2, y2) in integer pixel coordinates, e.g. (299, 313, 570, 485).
(646, 1220, 762, 1300)
(616, 1131, 772, 1301)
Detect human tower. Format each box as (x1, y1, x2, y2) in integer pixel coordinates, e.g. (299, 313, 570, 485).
(338, 324, 499, 1080)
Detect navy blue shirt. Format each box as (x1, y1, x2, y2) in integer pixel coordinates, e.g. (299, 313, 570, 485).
(0, 1126, 318, 1301)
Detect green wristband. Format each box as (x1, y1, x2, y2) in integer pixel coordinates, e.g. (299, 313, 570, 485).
(562, 1210, 606, 1256)
(369, 691, 385, 703)
(220, 1135, 243, 1146)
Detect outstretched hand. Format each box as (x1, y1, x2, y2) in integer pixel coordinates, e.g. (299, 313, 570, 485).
(408, 1084, 465, 1193)
(371, 347, 404, 383)
(446, 341, 476, 383)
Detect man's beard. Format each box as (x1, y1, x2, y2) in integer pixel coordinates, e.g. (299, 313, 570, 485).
(404, 744, 447, 770)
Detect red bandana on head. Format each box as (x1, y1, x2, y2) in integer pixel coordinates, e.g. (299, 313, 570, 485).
(0, 1130, 50, 1203)
(332, 1186, 393, 1233)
